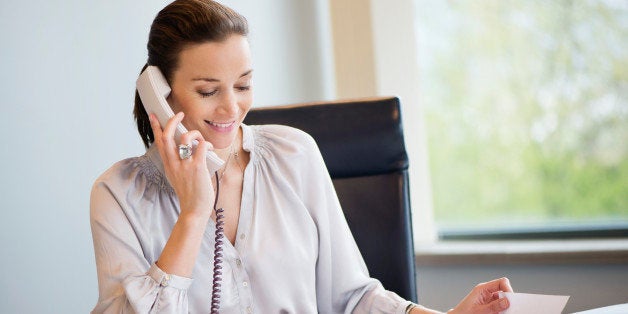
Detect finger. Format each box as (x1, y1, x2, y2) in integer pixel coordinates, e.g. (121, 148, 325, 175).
(484, 297, 509, 313)
(176, 129, 199, 163)
(180, 130, 210, 162)
(148, 114, 166, 157)
(490, 291, 501, 302)
(194, 140, 213, 165)
(193, 140, 214, 160)
(149, 114, 179, 171)
(179, 129, 205, 148)
(498, 277, 513, 292)
(160, 112, 185, 161)
(482, 277, 514, 293)
(162, 112, 184, 144)
(148, 113, 163, 143)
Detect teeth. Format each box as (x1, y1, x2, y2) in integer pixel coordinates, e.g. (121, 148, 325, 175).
(208, 121, 233, 128)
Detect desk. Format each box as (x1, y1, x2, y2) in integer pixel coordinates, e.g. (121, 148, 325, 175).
(573, 303, 628, 313)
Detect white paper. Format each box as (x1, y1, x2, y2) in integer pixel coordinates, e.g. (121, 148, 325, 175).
(498, 292, 570, 314)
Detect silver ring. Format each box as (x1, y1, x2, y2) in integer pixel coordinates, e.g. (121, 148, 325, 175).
(178, 144, 192, 160)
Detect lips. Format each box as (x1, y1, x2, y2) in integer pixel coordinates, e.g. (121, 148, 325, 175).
(206, 120, 234, 128)
(205, 120, 236, 132)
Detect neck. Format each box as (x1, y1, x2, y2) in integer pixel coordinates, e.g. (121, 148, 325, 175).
(213, 128, 241, 161)
(213, 146, 232, 162)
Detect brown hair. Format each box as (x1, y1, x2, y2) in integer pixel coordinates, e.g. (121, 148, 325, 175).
(134, 0, 248, 148)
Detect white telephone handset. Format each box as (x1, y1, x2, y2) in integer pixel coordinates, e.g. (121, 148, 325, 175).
(136, 66, 225, 173)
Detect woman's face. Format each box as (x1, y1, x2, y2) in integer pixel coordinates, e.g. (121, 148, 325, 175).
(169, 34, 253, 150)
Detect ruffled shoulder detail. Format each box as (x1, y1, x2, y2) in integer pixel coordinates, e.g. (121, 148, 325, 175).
(130, 154, 175, 195)
(247, 124, 318, 165)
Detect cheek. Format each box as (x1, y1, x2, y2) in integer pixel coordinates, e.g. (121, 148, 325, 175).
(169, 92, 194, 114)
(238, 95, 253, 117)
(174, 95, 205, 124)
(168, 95, 182, 113)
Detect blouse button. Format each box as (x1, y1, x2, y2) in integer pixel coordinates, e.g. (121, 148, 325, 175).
(240, 233, 246, 240)
(243, 281, 248, 287)
(246, 306, 252, 313)
(236, 259, 242, 267)
(160, 274, 170, 287)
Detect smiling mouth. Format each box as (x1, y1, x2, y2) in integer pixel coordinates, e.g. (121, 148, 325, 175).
(205, 120, 235, 129)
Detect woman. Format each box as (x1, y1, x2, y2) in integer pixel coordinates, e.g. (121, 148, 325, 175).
(90, 1, 513, 313)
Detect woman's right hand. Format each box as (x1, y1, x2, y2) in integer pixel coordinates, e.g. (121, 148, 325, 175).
(446, 277, 513, 314)
(149, 112, 215, 220)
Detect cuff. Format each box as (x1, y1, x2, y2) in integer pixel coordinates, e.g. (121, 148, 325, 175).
(397, 301, 416, 314)
(147, 263, 193, 290)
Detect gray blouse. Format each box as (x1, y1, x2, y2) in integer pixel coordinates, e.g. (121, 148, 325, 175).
(90, 124, 411, 313)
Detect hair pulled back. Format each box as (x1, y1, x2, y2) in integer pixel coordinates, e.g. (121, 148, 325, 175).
(133, 0, 248, 148)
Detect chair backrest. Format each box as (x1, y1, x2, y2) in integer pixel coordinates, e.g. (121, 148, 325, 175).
(244, 96, 417, 302)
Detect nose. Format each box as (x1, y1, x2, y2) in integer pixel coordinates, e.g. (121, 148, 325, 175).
(216, 89, 238, 116)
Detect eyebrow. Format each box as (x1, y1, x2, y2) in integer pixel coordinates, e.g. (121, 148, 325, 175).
(192, 69, 253, 82)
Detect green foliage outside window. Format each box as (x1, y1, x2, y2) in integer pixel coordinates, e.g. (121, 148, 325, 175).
(415, 0, 628, 230)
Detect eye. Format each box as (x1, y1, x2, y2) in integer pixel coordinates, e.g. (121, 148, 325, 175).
(198, 90, 218, 98)
(236, 86, 251, 92)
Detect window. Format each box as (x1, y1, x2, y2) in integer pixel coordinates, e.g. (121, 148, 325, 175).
(415, 0, 628, 237)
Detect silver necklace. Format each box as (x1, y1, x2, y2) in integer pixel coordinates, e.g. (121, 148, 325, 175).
(217, 152, 233, 184)
(216, 136, 242, 183)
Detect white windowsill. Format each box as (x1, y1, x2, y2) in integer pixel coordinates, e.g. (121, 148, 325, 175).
(414, 239, 628, 266)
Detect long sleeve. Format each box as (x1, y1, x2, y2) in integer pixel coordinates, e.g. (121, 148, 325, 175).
(90, 170, 192, 313)
(294, 131, 413, 314)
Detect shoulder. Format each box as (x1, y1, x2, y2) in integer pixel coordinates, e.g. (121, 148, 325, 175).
(93, 155, 146, 190)
(248, 124, 319, 156)
(94, 156, 141, 183)
(90, 152, 172, 208)
(245, 124, 329, 188)
(250, 123, 315, 142)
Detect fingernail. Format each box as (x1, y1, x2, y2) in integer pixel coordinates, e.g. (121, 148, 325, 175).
(500, 298, 509, 309)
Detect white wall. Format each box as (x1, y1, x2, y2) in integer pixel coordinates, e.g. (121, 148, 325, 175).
(0, 1, 332, 312)
(329, 0, 437, 243)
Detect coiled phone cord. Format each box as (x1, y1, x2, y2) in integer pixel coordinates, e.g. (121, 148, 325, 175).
(210, 171, 225, 314)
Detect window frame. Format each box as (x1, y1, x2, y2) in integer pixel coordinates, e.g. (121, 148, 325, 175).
(330, 0, 628, 243)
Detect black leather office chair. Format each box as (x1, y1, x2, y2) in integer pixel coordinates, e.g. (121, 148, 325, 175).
(244, 96, 417, 303)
